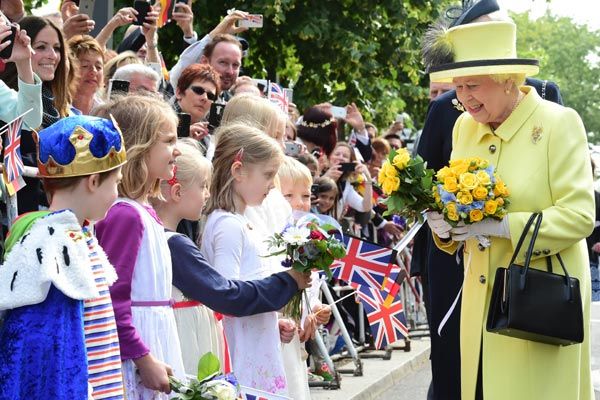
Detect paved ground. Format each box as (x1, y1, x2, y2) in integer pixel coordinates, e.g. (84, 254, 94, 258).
(310, 302, 600, 400)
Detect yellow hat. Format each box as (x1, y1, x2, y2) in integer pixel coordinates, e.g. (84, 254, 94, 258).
(428, 21, 539, 83)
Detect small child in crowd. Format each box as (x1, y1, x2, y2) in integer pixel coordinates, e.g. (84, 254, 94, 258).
(278, 156, 333, 399)
(152, 138, 310, 375)
(312, 176, 339, 217)
(201, 122, 290, 395)
(0, 115, 126, 399)
(94, 95, 184, 398)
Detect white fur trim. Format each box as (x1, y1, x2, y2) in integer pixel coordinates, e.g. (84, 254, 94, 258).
(0, 211, 103, 310)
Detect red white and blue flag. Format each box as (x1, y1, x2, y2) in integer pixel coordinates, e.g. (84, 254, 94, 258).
(330, 235, 396, 291)
(356, 283, 409, 349)
(2, 114, 25, 183)
(267, 82, 290, 113)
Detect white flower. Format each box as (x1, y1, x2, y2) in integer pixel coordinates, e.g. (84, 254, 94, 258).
(201, 380, 238, 400)
(282, 226, 311, 245)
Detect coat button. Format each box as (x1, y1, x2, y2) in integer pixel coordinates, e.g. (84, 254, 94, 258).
(533, 250, 541, 256)
(478, 243, 486, 251)
(489, 144, 497, 154)
(543, 249, 551, 255)
(479, 275, 486, 284)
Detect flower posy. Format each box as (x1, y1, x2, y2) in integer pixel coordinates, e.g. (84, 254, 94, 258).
(170, 352, 240, 400)
(376, 147, 436, 222)
(265, 216, 346, 320)
(432, 157, 509, 225)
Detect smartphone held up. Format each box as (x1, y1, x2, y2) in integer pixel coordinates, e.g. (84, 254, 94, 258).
(238, 14, 263, 29)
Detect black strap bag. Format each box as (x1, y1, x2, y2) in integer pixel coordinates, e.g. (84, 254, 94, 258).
(486, 212, 584, 346)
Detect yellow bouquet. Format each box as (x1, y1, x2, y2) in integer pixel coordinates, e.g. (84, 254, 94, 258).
(432, 157, 510, 226)
(377, 147, 435, 222)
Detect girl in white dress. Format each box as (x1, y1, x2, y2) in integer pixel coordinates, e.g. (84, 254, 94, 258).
(201, 122, 289, 395)
(94, 95, 184, 399)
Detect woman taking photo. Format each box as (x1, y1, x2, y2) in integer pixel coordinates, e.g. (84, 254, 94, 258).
(172, 63, 220, 143)
(426, 21, 594, 400)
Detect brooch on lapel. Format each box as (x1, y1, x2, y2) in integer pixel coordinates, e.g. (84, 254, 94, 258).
(451, 99, 465, 112)
(531, 126, 543, 144)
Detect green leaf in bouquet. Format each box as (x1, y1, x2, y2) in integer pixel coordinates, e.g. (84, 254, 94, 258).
(197, 352, 221, 382)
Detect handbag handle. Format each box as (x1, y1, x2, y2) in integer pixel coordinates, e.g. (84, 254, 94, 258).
(507, 212, 540, 267)
(516, 213, 574, 299)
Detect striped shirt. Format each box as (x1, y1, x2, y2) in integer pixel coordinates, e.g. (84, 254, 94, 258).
(83, 227, 125, 400)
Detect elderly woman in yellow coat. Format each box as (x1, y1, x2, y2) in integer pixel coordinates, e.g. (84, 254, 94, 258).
(425, 21, 595, 400)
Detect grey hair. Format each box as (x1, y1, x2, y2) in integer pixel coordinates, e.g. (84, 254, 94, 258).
(112, 64, 160, 91)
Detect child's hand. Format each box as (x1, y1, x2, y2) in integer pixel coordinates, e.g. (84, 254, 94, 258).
(134, 353, 173, 393)
(278, 318, 296, 343)
(298, 314, 317, 342)
(312, 304, 332, 325)
(286, 269, 312, 290)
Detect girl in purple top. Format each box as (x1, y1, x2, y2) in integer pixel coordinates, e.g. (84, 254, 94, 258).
(94, 95, 183, 398)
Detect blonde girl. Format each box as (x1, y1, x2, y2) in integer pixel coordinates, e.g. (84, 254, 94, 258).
(201, 122, 289, 395)
(220, 94, 300, 364)
(153, 140, 307, 375)
(93, 95, 183, 398)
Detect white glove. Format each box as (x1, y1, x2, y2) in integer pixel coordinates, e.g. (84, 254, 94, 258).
(426, 211, 452, 239)
(450, 216, 510, 241)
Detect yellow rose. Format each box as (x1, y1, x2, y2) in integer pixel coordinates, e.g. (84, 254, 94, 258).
(496, 197, 504, 206)
(443, 176, 459, 193)
(457, 190, 473, 205)
(494, 179, 508, 198)
(392, 148, 411, 170)
(477, 158, 490, 169)
(484, 199, 498, 215)
(473, 186, 489, 201)
(450, 159, 469, 175)
(475, 170, 491, 186)
(458, 172, 478, 191)
(381, 176, 400, 195)
(436, 166, 455, 181)
(446, 202, 459, 221)
(380, 161, 398, 179)
(469, 209, 484, 222)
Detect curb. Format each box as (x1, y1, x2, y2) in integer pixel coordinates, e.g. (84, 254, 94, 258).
(310, 338, 431, 400)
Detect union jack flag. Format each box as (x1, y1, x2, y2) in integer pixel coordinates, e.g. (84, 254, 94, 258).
(330, 235, 396, 290)
(357, 284, 409, 349)
(2, 114, 25, 183)
(267, 82, 289, 113)
(240, 386, 291, 400)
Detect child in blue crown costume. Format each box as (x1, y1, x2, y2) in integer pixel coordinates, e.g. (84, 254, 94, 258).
(0, 115, 127, 399)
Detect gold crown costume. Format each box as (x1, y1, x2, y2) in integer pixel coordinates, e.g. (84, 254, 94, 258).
(35, 115, 127, 178)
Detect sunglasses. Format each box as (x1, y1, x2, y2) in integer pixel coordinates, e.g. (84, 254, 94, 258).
(189, 85, 217, 101)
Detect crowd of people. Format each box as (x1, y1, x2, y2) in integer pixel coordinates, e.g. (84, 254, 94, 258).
(0, 0, 598, 399)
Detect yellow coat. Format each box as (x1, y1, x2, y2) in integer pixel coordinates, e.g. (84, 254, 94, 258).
(436, 86, 595, 400)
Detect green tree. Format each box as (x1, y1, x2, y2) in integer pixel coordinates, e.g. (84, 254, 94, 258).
(112, 0, 451, 131)
(512, 11, 600, 142)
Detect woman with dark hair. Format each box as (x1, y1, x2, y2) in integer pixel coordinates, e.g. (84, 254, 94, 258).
(1, 16, 73, 128)
(0, 16, 74, 214)
(172, 63, 221, 141)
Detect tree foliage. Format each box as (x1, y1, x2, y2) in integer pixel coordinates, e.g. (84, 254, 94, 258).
(512, 11, 600, 142)
(112, 0, 451, 130)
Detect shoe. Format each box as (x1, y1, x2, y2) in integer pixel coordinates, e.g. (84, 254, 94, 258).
(307, 371, 324, 382)
(313, 362, 334, 381)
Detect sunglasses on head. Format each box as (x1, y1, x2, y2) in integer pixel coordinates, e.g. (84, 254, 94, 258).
(189, 85, 217, 101)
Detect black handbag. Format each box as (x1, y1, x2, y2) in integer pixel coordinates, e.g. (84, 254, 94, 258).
(486, 212, 584, 346)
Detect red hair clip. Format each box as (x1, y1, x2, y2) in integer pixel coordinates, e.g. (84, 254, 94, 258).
(167, 165, 178, 186)
(234, 148, 244, 163)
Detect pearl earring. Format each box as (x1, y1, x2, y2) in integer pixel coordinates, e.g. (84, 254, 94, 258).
(505, 89, 510, 95)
